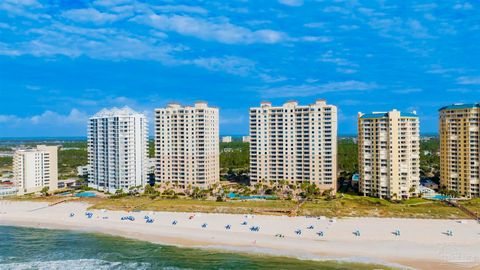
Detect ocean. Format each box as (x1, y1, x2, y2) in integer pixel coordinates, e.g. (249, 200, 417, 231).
(0, 226, 391, 270)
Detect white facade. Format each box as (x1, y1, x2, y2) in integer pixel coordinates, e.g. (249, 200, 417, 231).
(222, 136, 232, 143)
(242, 136, 251, 143)
(13, 145, 58, 195)
(155, 102, 219, 189)
(88, 107, 148, 193)
(249, 99, 337, 192)
(358, 110, 420, 199)
(77, 165, 90, 176)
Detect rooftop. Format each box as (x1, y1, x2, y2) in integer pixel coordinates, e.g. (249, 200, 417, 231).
(92, 107, 144, 118)
(360, 111, 418, 119)
(438, 103, 480, 111)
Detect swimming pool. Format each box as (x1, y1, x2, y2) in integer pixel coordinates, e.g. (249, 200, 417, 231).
(425, 194, 451, 200)
(75, 192, 97, 198)
(227, 192, 277, 200)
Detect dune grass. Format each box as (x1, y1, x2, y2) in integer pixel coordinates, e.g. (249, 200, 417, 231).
(7, 193, 473, 219)
(85, 194, 471, 219)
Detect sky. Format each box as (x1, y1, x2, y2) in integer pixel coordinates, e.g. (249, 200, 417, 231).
(0, 0, 479, 137)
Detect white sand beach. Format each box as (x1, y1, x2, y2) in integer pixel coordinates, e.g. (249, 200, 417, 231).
(0, 201, 479, 270)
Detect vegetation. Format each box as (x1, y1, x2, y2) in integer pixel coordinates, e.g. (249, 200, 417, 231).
(337, 138, 358, 173)
(0, 157, 12, 168)
(149, 140, 154, 158)
(58, 148, 87, 179)
(84, 194, 470, 219)
(220, 141, 249, 173)
(420, 138, 440, 181)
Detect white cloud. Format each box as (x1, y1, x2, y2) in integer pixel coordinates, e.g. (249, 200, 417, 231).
(189, 56, 256, 76)
(153, 5, 208, 15)
(393, 88, 423, 94)
(0, 109, 88, 126)
(303, 22, 325, 28)
(278, 0, 304, 7)
(457, 76, 480, 85)
(260, 80, 378, 98)
(453, 3, 473, 10)
(0, 0, 49, 20)
(0, 23, 179, 62)
(62, 8, 120, 24)
(297, 36, 332, 42)
(135, 14, 287, 44)
(318, 50, 358, 67)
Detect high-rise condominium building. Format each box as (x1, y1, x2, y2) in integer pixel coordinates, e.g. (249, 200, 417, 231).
(155, 102, 219, 189)
(358, 110, 420, 199)
(13, 145, 58, 195)
(249, 100, 337, 192)
(88, 107, 148, 193)
(439, 103, 480, 198)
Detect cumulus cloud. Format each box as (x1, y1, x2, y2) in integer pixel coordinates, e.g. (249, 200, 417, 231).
(189, 56, 256, 76)
(0, 109, 88, 125)
(393, 88, 423, 94)
(278, 0, 304, 7)
(0, 0, 49, 20)
(135, 14, 287, 44)
(0, 23, 179, 62)
(154, 5, 208, 15)
(457, 76, 480, 85)
(62, 8, 120, 24)
(260, 81, 378, 98)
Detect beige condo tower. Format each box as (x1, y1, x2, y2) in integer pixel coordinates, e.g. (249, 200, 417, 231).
(358, 110, 420, 199)
(155, 102, 220, 189)
(439, 103, 480, 198)
(13, 145, 58, 195)
(249, 99, 337, 193)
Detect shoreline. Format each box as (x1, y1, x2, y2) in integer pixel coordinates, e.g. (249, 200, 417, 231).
(1, 201, 479, 270)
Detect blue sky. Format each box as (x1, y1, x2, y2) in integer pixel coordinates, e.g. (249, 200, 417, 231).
(0, 0, 479, 137)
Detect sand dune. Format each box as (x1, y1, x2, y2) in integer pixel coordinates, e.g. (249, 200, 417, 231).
(1, 201, 479, 270)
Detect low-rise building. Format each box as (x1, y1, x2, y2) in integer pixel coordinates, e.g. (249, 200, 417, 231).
(222, 136, 233, 143)
(242, 136, 251, 143)
(77, 165, 89, 177)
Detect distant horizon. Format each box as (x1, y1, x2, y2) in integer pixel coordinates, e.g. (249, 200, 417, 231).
(0, 132, 440, 141)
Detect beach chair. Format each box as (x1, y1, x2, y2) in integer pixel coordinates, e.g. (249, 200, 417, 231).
(317, 231, 324, 237)
(241, 221, 248, 225)
(172, 220, 178, 225)
(307, 225, 314, 230)
(225, 225, 231, 230)
(202, 223, 208, 228)
(69, 213, 75, 217)
(295, 229, 302, 235)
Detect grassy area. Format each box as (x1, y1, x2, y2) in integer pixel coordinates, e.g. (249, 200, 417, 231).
(82, 194, 471, 219)
(300, 195, 469, 219)
(90, 197, 296, 215)
(458, 198, 480, 212)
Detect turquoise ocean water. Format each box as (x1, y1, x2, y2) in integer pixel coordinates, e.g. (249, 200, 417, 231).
(0, 226, 392, 270)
